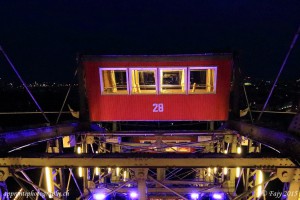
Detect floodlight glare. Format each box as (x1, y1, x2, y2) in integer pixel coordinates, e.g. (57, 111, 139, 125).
(130, 191, 138, 199)
(212, 193, 224, 200)
(93, 193, 105, 200)
(191, 193, 199, 199)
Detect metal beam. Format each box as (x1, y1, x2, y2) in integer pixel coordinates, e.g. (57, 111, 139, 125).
(0, 157, 295, 168)
(0, 123, 78, 150)
(148, 176, 188, 200)
(85, 130, 235, 136)
(227, 121, 300, 162)
(111, 187, 230, 193)
(0, 124, 232, 151)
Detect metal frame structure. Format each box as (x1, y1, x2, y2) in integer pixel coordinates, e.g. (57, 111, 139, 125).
(0, 124, 299, 200)
(1, 48, 299, 199)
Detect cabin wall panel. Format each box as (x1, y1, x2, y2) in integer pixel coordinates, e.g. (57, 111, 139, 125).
(83, 56, 232, 121)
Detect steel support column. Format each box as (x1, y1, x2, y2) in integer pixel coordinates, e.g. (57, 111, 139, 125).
(134, 169, 148, 200)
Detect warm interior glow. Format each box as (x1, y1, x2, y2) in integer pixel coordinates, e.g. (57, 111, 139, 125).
(160, 68, 186, 94)
(101, 69, 128, 94)
(45, 167, 53, 198)
(189, 68, 216, 94)
(131, 69, 157, 94)
(108, 167, 111, 173)
(165, 146, 191, 152)
(99, 67, 218, 96)
(224, 149, 228, 154)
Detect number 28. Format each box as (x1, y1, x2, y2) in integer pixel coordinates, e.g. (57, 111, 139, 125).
(153, 103, 164, 112)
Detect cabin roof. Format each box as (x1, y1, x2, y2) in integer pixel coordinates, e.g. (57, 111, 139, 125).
(80, 53, 233, 62)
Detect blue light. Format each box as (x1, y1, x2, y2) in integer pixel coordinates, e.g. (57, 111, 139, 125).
(191, 193, 199, 199)
(130, 191, 138, 199)
(93, 193, 105, 200)
(212, 193, 224, 200)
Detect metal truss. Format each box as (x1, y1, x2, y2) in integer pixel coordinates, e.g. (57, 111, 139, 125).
(0, 155, 296, 168)
(0, 123, 299, 200)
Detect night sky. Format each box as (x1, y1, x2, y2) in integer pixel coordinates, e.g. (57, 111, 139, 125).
(0, 1, 299, 82)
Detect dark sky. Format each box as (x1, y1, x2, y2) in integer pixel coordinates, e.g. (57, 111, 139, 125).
(0, 0, 299, 82)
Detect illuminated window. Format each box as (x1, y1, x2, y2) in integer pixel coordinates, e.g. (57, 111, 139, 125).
(189, 67, 217, 94)
(159, 68, 187, 94)
(100, 68, 128, 94)
(130, 69, 157, 94)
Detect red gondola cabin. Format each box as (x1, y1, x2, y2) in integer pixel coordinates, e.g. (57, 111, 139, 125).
(81, 54, 233, 122)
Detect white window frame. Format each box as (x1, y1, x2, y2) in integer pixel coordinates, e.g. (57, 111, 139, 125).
(188, 66, 217, 94)
(99, 67, 129, 95)
(129, 68, 158, 95)
(158, 67, 188, 95)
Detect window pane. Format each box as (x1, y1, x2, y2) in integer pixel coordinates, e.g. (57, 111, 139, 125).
(101, 70, 128, 94)
(131, 69, 157, 94)
(189, 68, 216, 93)
(160, 69, 186, 94)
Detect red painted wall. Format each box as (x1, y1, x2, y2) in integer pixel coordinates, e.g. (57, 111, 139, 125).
(82, 55, 232, 121)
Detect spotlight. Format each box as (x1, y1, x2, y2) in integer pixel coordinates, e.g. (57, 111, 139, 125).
(191, 193, 199, 199)
(93, 193, 105, 200)
(212, 193, 224, 200)
(236, 167, 241, 178)
(237, 146, 242, 154)
(130, 191, 138, 199)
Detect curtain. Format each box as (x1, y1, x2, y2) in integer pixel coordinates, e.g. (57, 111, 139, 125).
(132, 70, 140, 93)
(206, 69, 215, 92)
(103, 70, 111, 92)
(180, 70, 185, 91)
(110, 70, 117, 93)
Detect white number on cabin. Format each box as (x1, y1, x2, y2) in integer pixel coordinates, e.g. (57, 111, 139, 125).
(153, 103, 164, 112)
